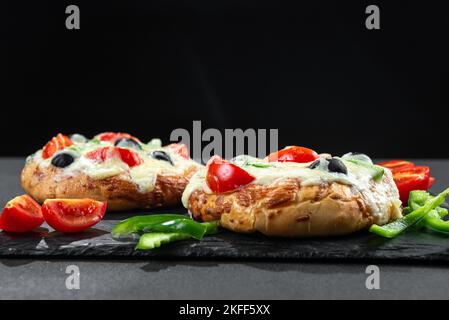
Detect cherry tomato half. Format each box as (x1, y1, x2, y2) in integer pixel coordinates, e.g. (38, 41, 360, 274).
(377, 160, 415, 173)
(42, 134, 73, 159)
(96, 132, 140, 143)
(393, 166, 430, 204)
(267, 146, 319, 163)
(85, 146, 143, 167)
(115, 147, 143, 167)
(206, 156, 255, 193)
(0, 195, 44, 232)
(42, 199, 107, 233)
(166, 143, 190, 159)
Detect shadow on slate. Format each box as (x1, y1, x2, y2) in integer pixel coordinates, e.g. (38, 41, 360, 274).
(1, 204, 449, 263)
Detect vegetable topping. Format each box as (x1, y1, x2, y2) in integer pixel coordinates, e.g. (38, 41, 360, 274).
(96, 132, 140, 143)
(51, 153, 75, 168)
(42, 134, 73, 159)
(151, 150, 174, 166)
(327, 158, 348, 174)
(85, 146, 143, 167)
(166, 143, 190, 159)
(114, 137, 142, 150)
(206, 156, 255, 193)
(267, 146, 319, 163)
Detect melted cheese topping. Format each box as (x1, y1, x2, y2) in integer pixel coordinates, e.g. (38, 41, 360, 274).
(182, 155, 401, 224)
(28, 138, 201, 193)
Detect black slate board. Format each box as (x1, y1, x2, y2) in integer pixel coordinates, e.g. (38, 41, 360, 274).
(2, 206, 449, 262)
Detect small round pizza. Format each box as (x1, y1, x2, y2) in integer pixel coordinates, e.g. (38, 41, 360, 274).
(182, 146, 402, 237)
(21, 132, 201, 211)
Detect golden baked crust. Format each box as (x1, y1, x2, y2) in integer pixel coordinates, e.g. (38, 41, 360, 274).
(21, 159, 199, 211)
(187, 176, 402, 237)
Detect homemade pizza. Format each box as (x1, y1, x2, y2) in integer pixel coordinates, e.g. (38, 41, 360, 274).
(21, 132, 201, 211)
(182, 146, 402, 237)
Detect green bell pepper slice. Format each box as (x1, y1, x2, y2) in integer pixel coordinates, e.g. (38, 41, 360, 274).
(135, 221, 220, 250)
(423, 212, 449, 233)
(406, 190, 448, 229)
(142, 218, 209, 240)
(136, 232, 191, 250)
(112, 214, 189, 238)
(203, 221, 220, 235)
(408, 190, 430, 210)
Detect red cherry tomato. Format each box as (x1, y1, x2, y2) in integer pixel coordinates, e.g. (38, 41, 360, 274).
(85, 146, 143, 167)
(42, 199, 106, 233)
(96, 132, 140, 143)
(85, 146, 110, 162)
(0, 195, 44, 232)
(42, 134, 73, 159)
(377, 160, 415, 173)
(166, 143, 190, 159)
(393, 166, 430, 204)
(206, 156, 255, 193)
(116, 147, 144, 167)
(267, 146, 319, 163)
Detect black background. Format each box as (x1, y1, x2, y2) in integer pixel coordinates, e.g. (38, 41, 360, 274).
(4, 0, 448, 158)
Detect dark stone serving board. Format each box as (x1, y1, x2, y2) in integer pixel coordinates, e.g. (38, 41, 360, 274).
(1, 205, 449, 263)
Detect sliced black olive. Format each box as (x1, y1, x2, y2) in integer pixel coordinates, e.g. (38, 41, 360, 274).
(309, 159, 321, 169)
(51, 153, 74, 168)
(115, 138, 142, 150)
(309, 158, 329, 169)
(151, 150, 174, 166)
(328, 158, 347, 174)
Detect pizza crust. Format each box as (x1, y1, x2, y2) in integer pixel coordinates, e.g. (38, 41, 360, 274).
(186, 176, 402, 237)
(21, 159, 199, 211)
